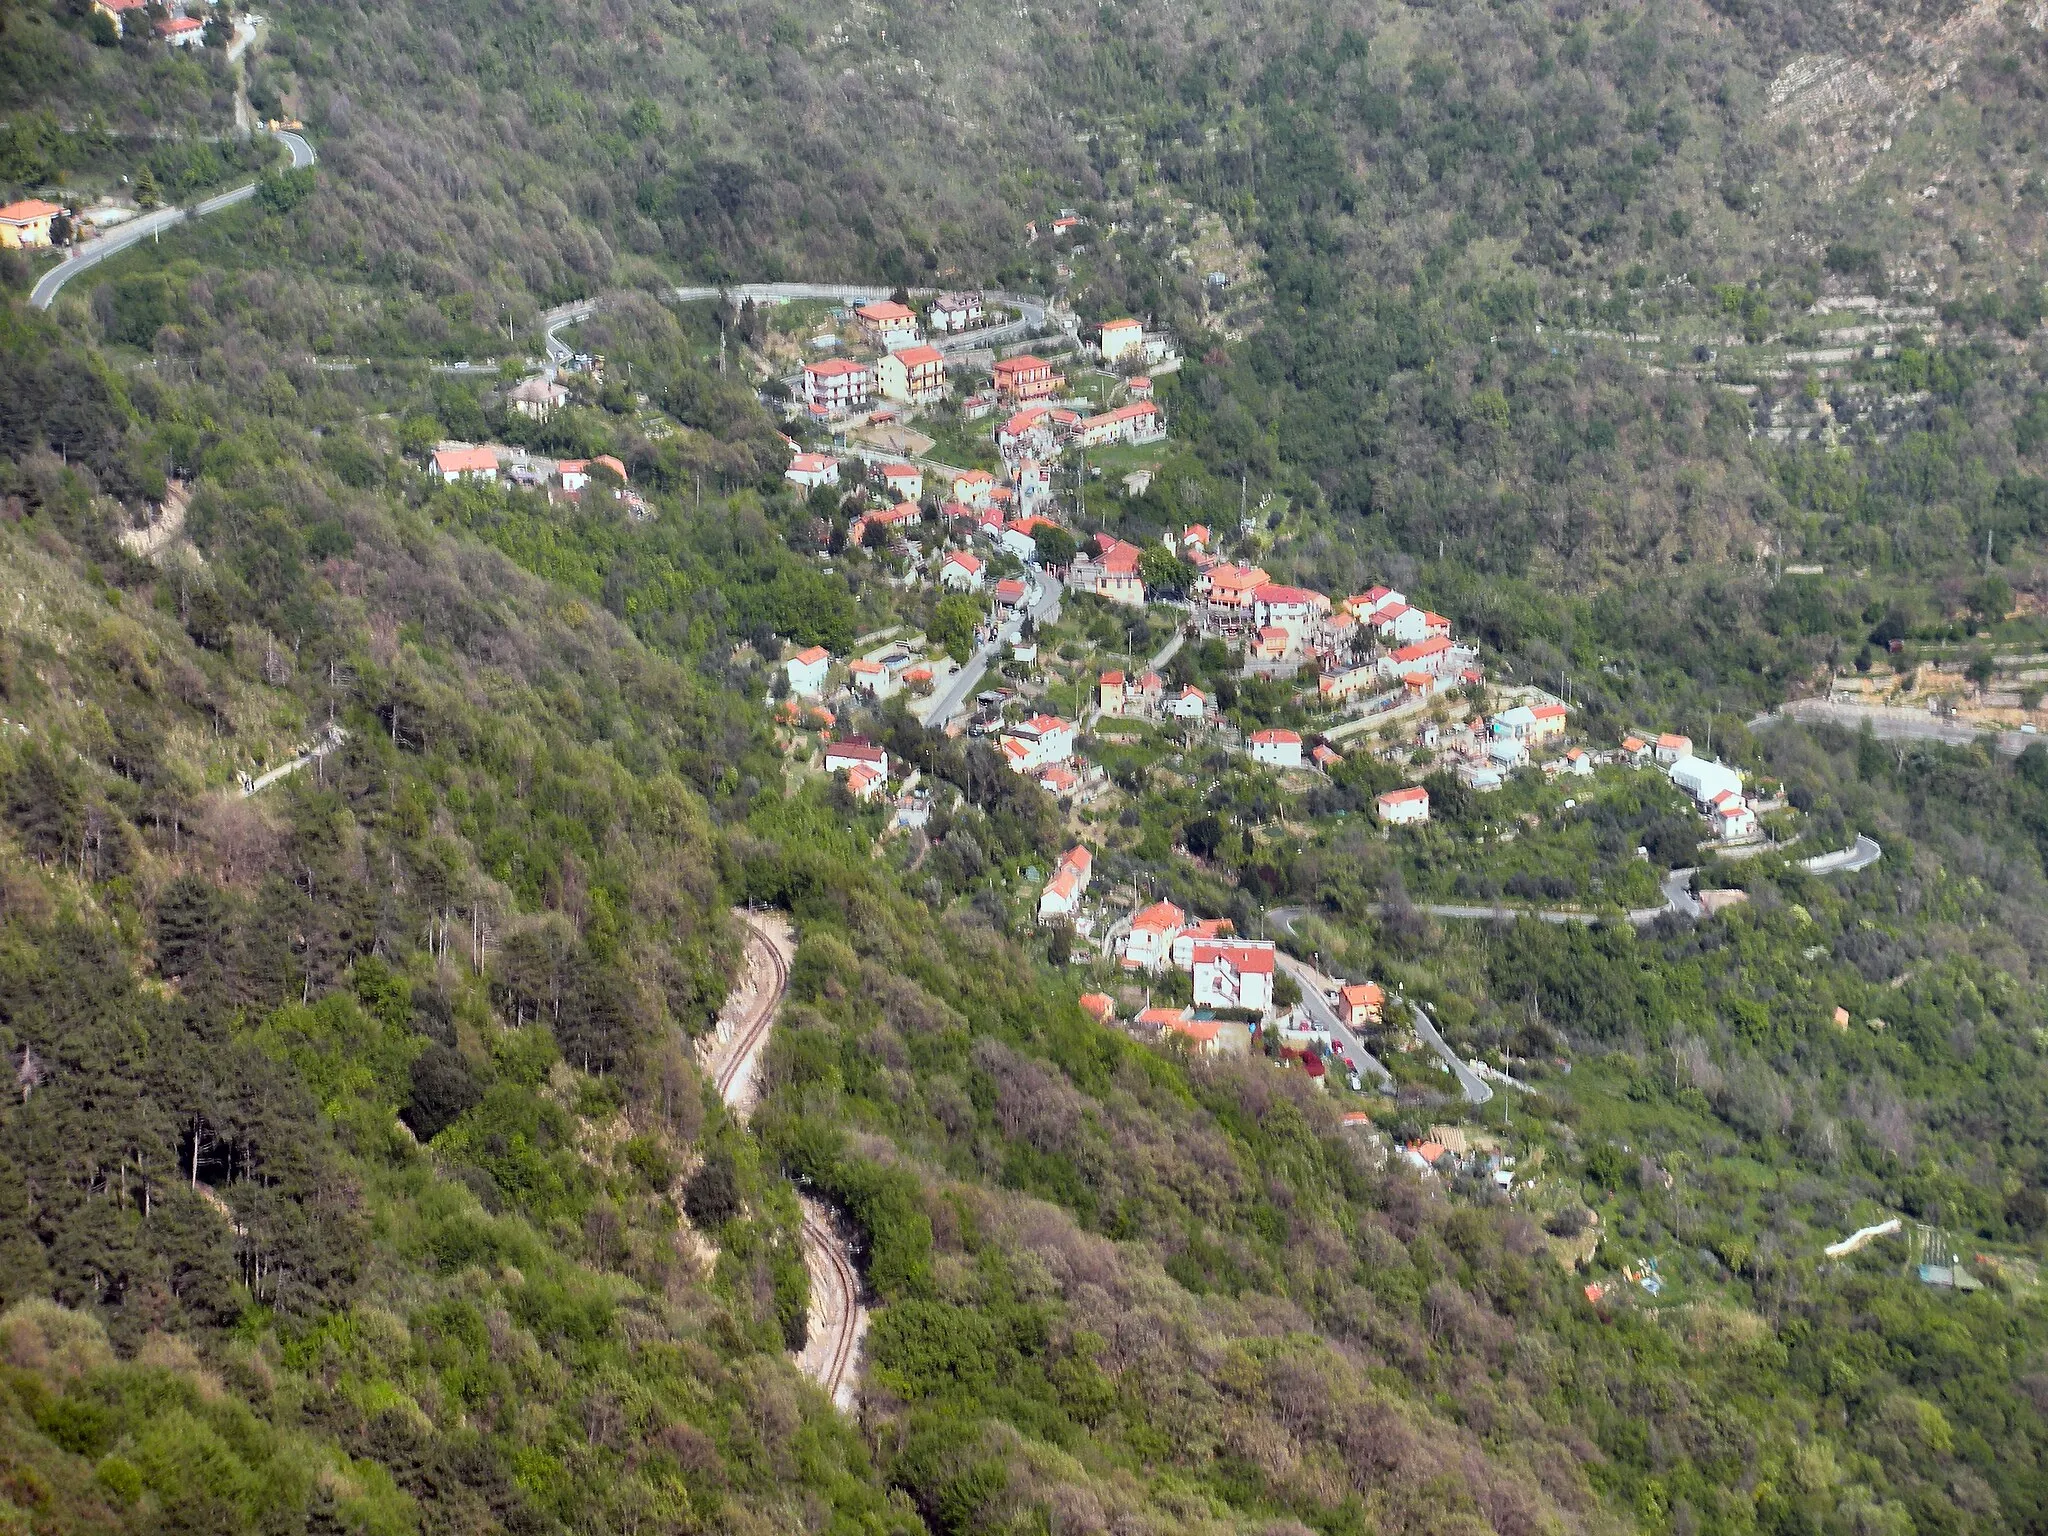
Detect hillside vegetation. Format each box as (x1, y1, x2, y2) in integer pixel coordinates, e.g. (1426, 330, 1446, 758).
(10, 0, 2048, 1529)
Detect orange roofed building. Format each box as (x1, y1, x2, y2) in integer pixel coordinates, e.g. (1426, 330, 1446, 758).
(0, 199, 64, 249)
(1121, 900, 1186, 971)
(992, 355, 1060, 402)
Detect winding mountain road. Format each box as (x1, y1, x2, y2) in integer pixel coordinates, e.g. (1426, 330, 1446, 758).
(1758, 698, 2042, 758)
(1270, 832, 1882, 1105)
(30, 128, 314, 311)
(539, 285, 1063, 367)
(709, 911, 865, 1409)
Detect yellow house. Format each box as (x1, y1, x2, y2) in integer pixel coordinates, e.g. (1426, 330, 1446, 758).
(90, 0, 147, 32)
(0, 200, 63, 250)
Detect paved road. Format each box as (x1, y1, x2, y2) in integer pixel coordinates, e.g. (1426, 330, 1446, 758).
(1759, 697, 2042, 758)
(1800, 833, 1882, 875)
(1268, 946, 1395, 1090)
(545, 285, 1061, 365)
(540, 297, 601, 364)
(30, 128, 313, 311)
(1147, 628, 1185, 675)
(1409, 997, 1491, 1105)
(1267, 846, 1860, 939)
(923, 570, 1064, 727)
(1658, 866, 1702, 920)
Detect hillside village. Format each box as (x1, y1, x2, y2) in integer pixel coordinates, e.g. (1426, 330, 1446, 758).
(683, 293, 1789, 1120)
(406, 285, 1796, 1160)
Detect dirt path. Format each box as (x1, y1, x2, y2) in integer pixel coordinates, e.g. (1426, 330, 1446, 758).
(705, 910, 866, 1408)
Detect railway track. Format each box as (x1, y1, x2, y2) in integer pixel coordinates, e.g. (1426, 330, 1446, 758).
(712, 911, 863, 1408)
(800, 1204, 863, 1402)
(713, 919, 788, 1110)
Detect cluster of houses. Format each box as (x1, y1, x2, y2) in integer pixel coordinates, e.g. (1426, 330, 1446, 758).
(1190, 573, 1478, 687)
(1624, 731, 1762, 842)
(1065, 899, 1285, 1057)
(425, 444, 646, 516)
(796, 296, 1170, 425)
(1399, 1125, 1517, 1190)
(90, 0, 215, 43)
(1097, 668, 1222, 726)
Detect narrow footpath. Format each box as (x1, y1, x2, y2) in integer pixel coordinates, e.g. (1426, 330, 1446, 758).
(703, 910, 865, 1410)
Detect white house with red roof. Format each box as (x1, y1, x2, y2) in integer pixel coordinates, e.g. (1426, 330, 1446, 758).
(939, 550, 985, 591)
(1192, 940, 1277, 1013)
(1249, 728, 1302, 768)
(854, 300, 920, 349)
(1168, 917, 1234, 970)
(1379, 636, 1458, 678)
(876, 344, 946, 405)
(156, 15, 204, 44)
(1069, 538, 1145, 607)
(430, 445, 498, 483)
(1121, 900, 1186, 970)
(993, 576, 1027, 607)
(879, 462, 924, 502)
(1373, 602, 1429, 645)
(997, 406, 1057, 462)
(1099, 318, 1145, 364)
(1709, 792, 1759, 842)
(1000, 715, 1076, 772)
(1038, 864, 1084, 922)
(1377, 786, 1430, 825)
(847, 658, 889, 697)
(951, 469, 997, 508)
(1252, 584, 1331, 651)
(1037, 845, 1094, 923)
(825, 737, 889, 777)
(1071, 400, 1165, 449)
(804, 358, 871, 415)
(784, 645, 830, 698)
(1000, 512, 1057, 562)
(785, 452, 839, 490)
(1167, 686, 1208, 721)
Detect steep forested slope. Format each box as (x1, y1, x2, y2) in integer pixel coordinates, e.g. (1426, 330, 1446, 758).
(12, 0, 2048, 1528)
